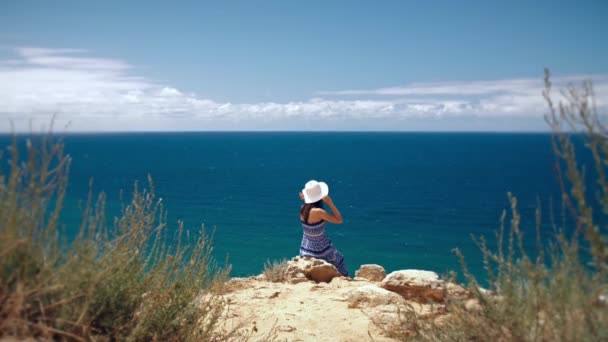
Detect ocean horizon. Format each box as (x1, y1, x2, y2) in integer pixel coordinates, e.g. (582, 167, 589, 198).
(0, 132, 576, 282)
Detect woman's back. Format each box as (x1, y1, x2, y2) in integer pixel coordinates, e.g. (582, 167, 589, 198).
(301, 218, 326, 237)
(300, 206, 324, 225)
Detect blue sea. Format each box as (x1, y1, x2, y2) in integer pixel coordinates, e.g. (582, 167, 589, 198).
(2, 133, 574, 281)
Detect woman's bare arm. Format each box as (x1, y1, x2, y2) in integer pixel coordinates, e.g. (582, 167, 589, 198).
(319, 195, 343, 224)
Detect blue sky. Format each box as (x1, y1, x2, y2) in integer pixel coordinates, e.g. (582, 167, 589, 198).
(1, 0, 607, 131)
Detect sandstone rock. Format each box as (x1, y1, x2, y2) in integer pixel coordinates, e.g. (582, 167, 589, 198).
(477, 286, 492, 296)
(346, 284, 446, 330)
(252, 273, 267, 281)
(445, 282, 470, 299)
(347, 284, 405, 308)
(328, 276, 352, 288)
(310, 282, 328, 292)
(285, 256, 341, 283)
(464, 298, 482, 311)
(223, 276, 261, 293)
(227, 277, 249, 284)
(346, 285, 410, 329)
(595, 294, 607, 307)
(288, 272, 308, 284)
(381, 270, 446, 303)
(355, 264, 386, 282)
(308, 264, 339, 283)
(276, 325, 296, 332)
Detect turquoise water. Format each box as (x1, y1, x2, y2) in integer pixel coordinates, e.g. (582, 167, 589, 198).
(1, 133, 573, 281)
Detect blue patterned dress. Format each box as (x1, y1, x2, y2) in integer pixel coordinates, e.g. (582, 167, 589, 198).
(299, 219, 349, 276)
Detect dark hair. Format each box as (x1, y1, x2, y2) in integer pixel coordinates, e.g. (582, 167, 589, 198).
(300, 200, 323, 223)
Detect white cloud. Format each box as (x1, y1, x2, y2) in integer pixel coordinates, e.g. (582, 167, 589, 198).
(159, 87, 182, 97)
(1, 46, 606, 132)
(317, 75, 608, 97)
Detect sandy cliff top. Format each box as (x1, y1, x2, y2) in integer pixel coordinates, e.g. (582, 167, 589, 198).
(210, 257, 470, 341)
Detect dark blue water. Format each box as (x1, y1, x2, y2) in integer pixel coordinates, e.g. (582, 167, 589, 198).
(2, 133, 573, 281)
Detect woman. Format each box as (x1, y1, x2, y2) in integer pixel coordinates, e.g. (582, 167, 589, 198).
(298, 180, 349, 277)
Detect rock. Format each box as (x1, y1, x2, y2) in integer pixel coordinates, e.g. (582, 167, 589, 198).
(381, 270, 446, 303)
(445, 282, 470, 299)
(308, 264, 339, 283)
(346, 284, 405, 308)
(285, 256, 341, 283)
(310, 282, 328, 291)
(253, 274, 267, 281)
(477, 286, 492, 296)
(288, 272, 308, 284)
(595, 294, 607, 307)
(223, 277, 257, 293)
(355, 264, 386, 282)
(276, 325, 297, 332)
(464, 298, 482, 311)
(346, 285, 409, 329)
(328, 276, 351, 288)
(346, 284, 446, 330)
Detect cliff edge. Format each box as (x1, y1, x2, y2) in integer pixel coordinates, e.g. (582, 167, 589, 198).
(211, 256, 473, 341)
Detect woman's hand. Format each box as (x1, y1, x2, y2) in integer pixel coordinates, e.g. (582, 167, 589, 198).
(322, 195, 333, 204)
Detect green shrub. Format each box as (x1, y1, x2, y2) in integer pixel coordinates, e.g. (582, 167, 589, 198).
(396, 70, 608, 341)
(0, 134, 230, 341)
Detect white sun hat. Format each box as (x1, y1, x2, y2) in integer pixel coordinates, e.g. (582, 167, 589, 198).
(302, 180, 329, 204)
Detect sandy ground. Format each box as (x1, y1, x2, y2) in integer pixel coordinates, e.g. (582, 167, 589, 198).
(215, 277, 399, 342)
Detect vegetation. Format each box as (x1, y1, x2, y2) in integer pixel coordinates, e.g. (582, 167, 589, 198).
(0, 133, 230, 340)
(398, 70, 608, 341)
(262, 259, 289, 283)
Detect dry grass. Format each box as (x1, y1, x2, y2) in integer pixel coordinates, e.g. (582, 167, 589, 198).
(262, 259, 289, 283)
(0, 133, 231, 340)
(392, 70, 608, 341)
